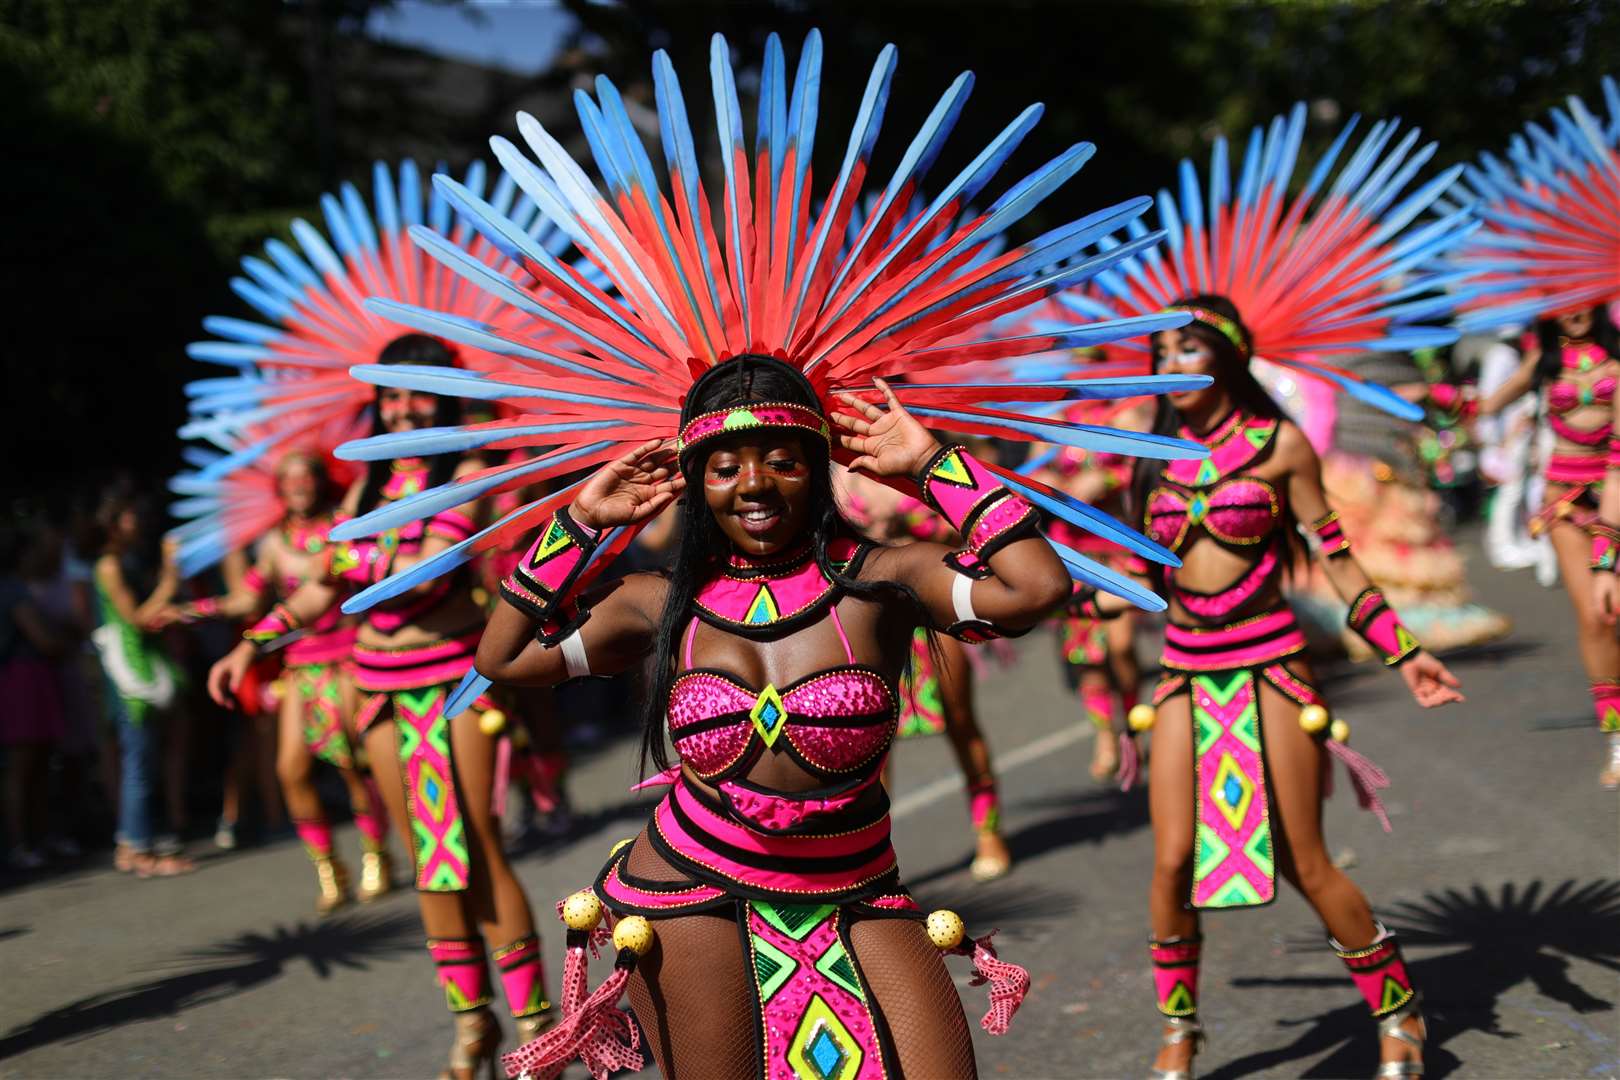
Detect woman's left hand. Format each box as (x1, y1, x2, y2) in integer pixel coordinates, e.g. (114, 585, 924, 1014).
(833, 378, 942, 479)
(1400, 651, 1465, 708)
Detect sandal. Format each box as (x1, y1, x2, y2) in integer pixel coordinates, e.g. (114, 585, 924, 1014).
(114, 844, 140, 873)
(969, 830, 1013, 882)
(1091, 728, 1121, 782)
(133, 852, 196, 878)
(1375, 998, 1426, 1078)
(1149, 1015, 1203, 1080)
(1600, 734, 1620, 790)
(439, 1006, 501, 1080)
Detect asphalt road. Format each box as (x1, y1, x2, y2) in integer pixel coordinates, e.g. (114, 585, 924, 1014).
(2, 533, 1616, 1079)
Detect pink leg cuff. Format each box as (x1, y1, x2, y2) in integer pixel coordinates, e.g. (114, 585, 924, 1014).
(428, 937, 494, 1013)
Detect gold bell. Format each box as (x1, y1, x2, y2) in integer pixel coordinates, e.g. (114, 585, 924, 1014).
(924, 909, 966, 950)
(1299, 704, 1330, 734)
(1128, 703, 1157, 733)
(479, 709, 506, 735)
(1330, 718, 1352, 744)
(613, 915, 655, 956)
(561, 889, 603, 931)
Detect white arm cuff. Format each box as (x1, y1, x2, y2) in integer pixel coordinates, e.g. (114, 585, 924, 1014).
(560, 628, 590, 679)
(951, 572, 977, 625)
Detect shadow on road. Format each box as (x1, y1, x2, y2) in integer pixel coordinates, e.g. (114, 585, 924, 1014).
(0, 908, 420, 1061)
(1207, 877, 1620, 1079)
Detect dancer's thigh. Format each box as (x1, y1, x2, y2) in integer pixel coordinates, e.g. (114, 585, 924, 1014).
(849, 916, 976, 1079)
(622, 836, 754, 1080)
(1148, 693, 1195, 865)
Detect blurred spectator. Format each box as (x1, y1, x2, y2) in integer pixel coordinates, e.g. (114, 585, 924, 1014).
(0, 525, 67, 869)
(91, 489, 195, 877)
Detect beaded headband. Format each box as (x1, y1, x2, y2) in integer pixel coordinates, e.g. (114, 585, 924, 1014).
(1164, 306, 1251, 359)
(676, 401, 831, 459)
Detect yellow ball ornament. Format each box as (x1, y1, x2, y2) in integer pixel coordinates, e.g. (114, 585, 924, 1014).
(561, 890, 603, 931)
(924, 909, 966, 950)
(1128, 704, 1157, 733)
(610, 837, 634, 858)
(1330, 718, 1352, 744)
(1298, 705, 1330, 734)
(478, 709, 507, 735)
(613, 915, 655, 956)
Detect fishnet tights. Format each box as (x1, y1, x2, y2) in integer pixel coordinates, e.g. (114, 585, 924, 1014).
(621, 834, 977, 1078)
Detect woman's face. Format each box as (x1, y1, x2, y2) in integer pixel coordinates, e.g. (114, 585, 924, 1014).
(377, 387, 440, 434)
(702, 433, 814, 556)
(1556, 307, 1595, 339)
(1153, 327, 1224, 414)
(277, 458, 320, 516)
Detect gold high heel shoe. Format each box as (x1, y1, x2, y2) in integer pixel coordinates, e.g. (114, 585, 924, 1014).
(1375, 998, 1426, 1078)
(356, 850, 393, 902)
(1148, 1015, 1204, 1080)
(314, 856, 351, 915)
(439, 1007, 502, 1080)
(512, 1005, 557, 1045)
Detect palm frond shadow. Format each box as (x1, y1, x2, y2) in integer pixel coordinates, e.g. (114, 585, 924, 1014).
(0, 908, 420, 1061)
(1203, 878, 1620, 1079)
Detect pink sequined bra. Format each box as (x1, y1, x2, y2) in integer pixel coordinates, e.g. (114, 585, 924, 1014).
(667, 606, 898, 783)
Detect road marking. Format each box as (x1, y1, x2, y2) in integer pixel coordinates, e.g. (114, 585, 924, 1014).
(891, 719, 1097, 820)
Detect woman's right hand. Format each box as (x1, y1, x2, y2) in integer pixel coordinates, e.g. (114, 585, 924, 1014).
(571, 439, 685, 531)
(207, 642, 256, 708)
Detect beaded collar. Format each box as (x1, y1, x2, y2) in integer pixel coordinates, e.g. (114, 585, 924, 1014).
(1561, 340, 1611, 373)
(281, 514, 328, 556)
(693, 536, 870, 637)
(1163, 410, 1279, 488)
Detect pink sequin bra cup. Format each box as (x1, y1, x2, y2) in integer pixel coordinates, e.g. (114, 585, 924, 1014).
(1147, 411, 1287, 621)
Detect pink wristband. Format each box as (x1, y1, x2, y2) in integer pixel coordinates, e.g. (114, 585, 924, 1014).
(917, 445, 1036, 562)
(1346, 587, 1420, 666)
(1310, 511, 1351, 558)
(499, 506, 600, 637)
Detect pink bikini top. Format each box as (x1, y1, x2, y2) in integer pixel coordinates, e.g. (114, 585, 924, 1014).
(667, 539, 896, 782)
(362, 459, 458, 633)
(1545, 343, 1619, 450)
(1145, 413, 1283, 553)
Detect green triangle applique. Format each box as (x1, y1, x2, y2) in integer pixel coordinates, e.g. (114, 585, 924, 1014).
(1161, 980, 1196, 1016)
(532, 519, 574, 564)
(1394, 625, 1419, 656)
(814, 940, 865, 1001)
(1198, 670, 1249, 707)
(1245, 422, 1275, 449)
(1380, 975, 1413, 1013)
(751, 933, 798, 1002)
(1194, 458, 1221, 487)
(930, 450, 974, 487)
(754, 902, 836, 941)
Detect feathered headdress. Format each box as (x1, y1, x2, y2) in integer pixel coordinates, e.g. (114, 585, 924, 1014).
(1059, 103, 1490, 421)
(330, 31, 1222, 615)
(1442, 76, 1620, 333)
(168, 160, 569, 575)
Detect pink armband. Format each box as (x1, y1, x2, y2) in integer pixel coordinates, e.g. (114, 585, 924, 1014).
(177, 596, 222, 623)
(916, 445, 1037, 566)
(1591, 522, 1620, 573)
(1310, 511, 1352, 559)
(1607, 433, 1620, 471)
(499, 506, 600, 642)
(1427, 382, 1477, 421)
(244, 602, 302, 647)
(1346, 587, 1420, 666)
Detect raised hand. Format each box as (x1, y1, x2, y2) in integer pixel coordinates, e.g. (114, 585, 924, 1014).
(1400, 651, 1465, 708)
(833, 378, 942, 479)
(571, 439, 685, 531)
(207, 642, 255, 708)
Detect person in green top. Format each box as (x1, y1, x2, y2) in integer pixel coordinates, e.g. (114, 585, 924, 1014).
(91, 490, 194, 877)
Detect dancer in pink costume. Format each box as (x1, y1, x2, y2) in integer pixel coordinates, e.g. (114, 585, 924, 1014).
(195, 161, 556, 1077)
(1444, 79, 1620, 788)
(1068, 102, 1484, 1077)
(330, 30, 1207, 1077)
(163, 451, 392, 912)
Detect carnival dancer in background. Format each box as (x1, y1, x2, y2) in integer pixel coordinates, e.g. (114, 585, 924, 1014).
(1066, 104, 1486, 1078)
(162, 450, 392, 912)
(1031, 344, 1151, 785)
(840, 465, 1014, 881)
(325, 30, 1209, 1077)
(1443, 79, 1620, 788)
(194, 161, 559, 1077)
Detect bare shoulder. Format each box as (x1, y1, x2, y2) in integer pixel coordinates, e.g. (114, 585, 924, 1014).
(1272, 418, 1318, 470)
(451, 456, 484, 481)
